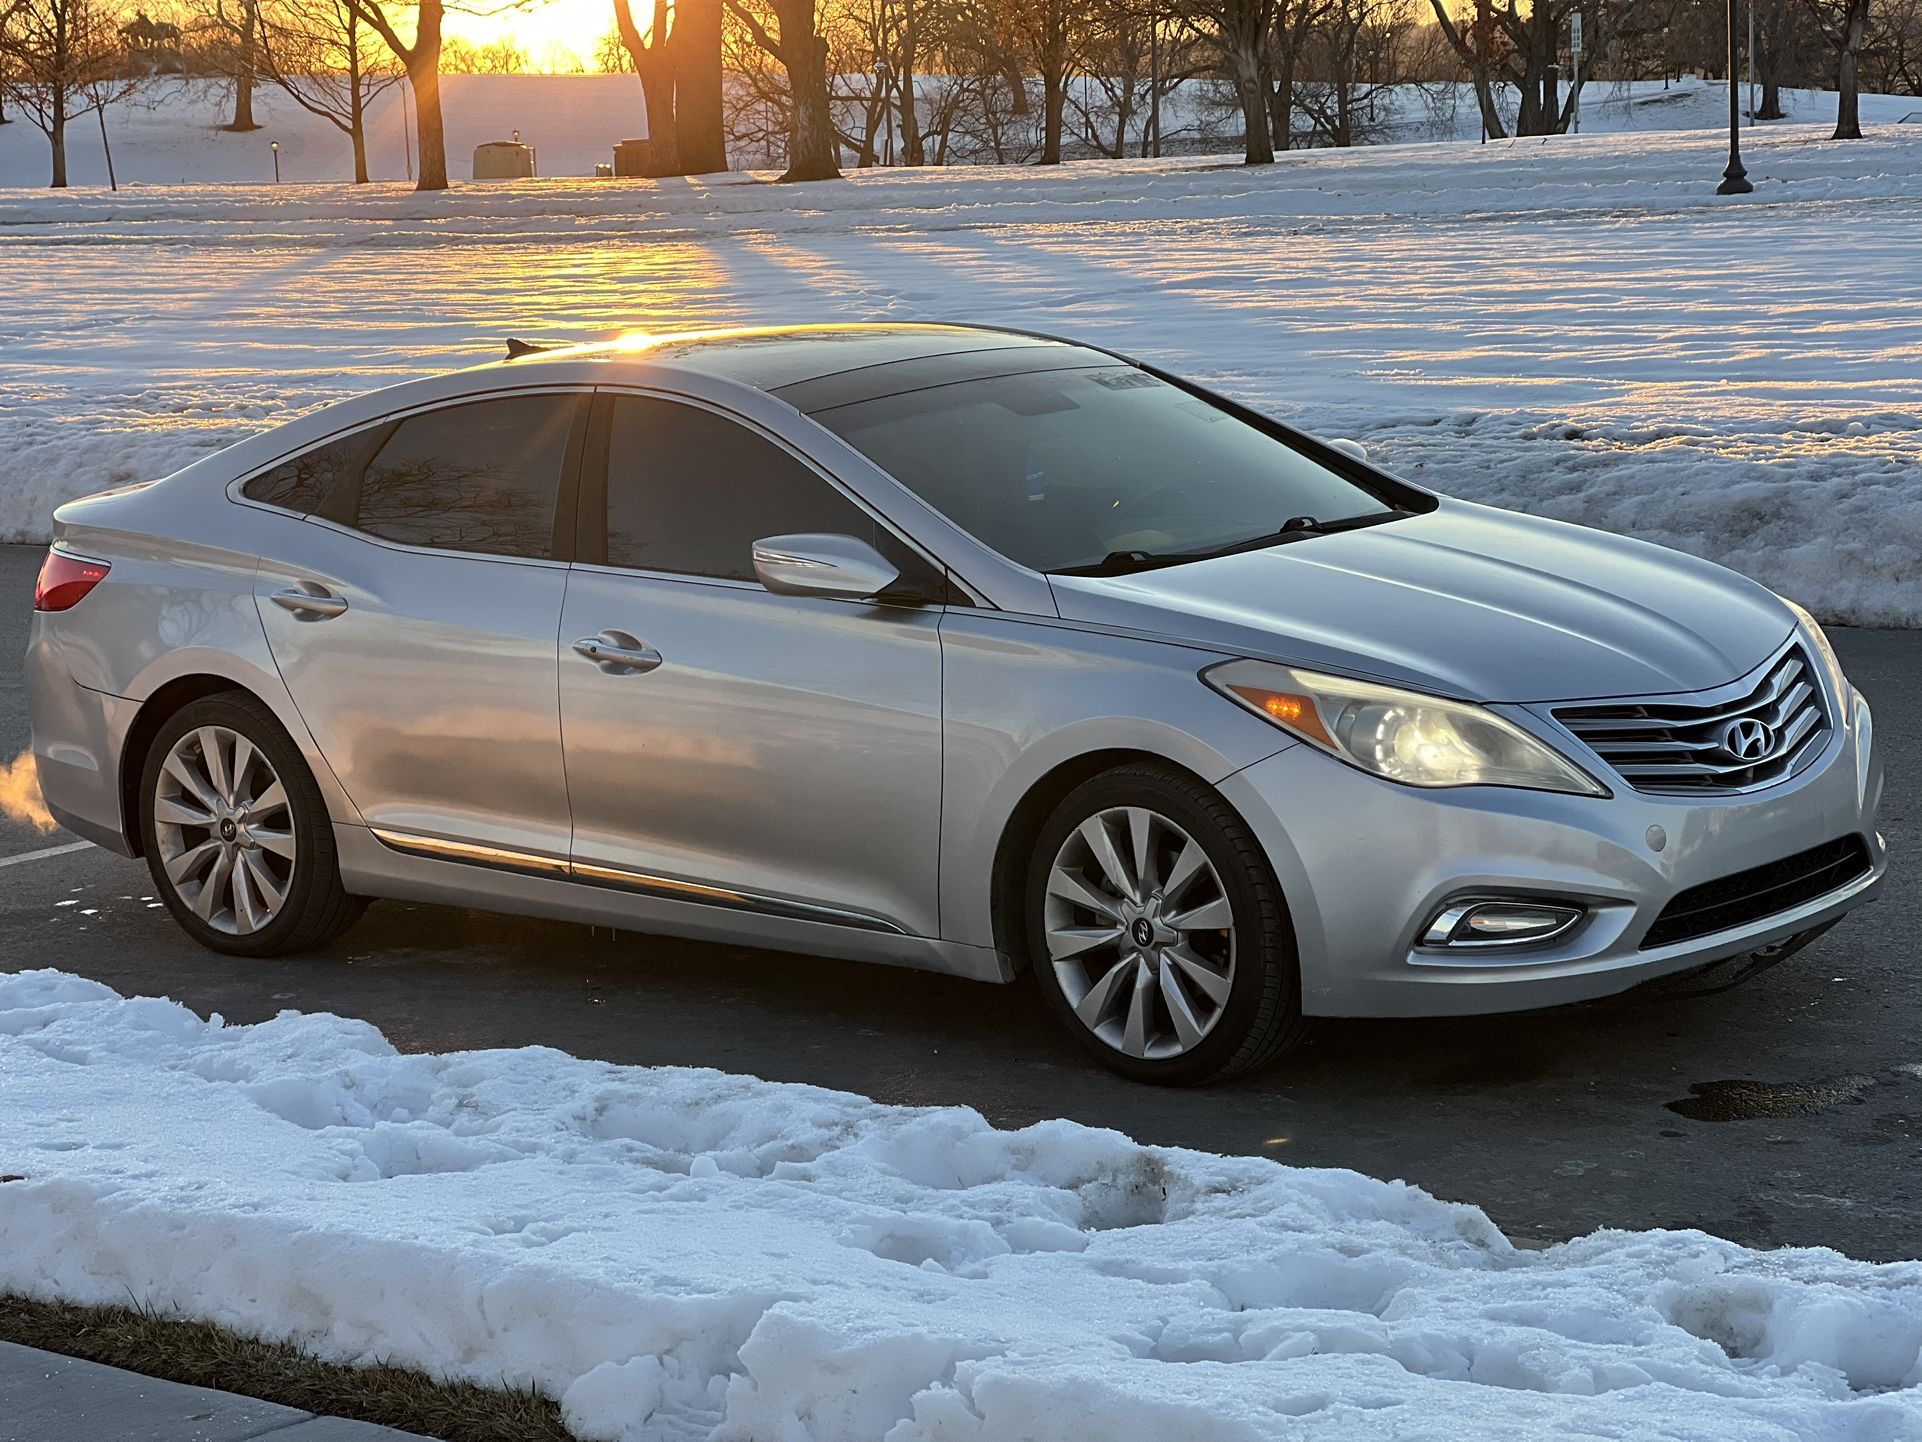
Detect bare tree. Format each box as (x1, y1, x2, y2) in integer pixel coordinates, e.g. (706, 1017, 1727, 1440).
(0, 0, 127, 184)
(436, 34, 527, 71)
(612, 0, 676, 166)
(258, 0, 400, 181)
(1178, 0, 1279, 161)
(726, 0, 841, 177)
(1804, 0, 1870, 135)
(1866, 0, 1922, 92)
(203, 0, 262, 128)
(346, 0, 447, 188)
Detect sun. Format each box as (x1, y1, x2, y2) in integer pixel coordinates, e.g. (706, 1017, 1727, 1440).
(444, 0, 644, 72)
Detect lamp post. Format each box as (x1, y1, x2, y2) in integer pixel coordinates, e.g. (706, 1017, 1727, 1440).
(1147, 1, 1160, 158)
(1716, 0, 1752, 193)
(270, 140, 280, 184)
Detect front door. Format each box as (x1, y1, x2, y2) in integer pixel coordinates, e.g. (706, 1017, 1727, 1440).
(558, 393, 945, 937)
(255, 391, 586, 861)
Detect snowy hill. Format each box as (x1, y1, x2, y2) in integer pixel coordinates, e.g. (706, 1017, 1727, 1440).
(0, 75, 654, 189)
(1, 74, 1915, 188)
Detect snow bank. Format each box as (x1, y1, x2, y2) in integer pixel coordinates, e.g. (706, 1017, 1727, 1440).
(3, 969, 1919, 1441)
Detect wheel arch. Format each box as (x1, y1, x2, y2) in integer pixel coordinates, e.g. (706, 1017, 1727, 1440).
(988, 748, 1231, 976)
(116, 661, 360, 857)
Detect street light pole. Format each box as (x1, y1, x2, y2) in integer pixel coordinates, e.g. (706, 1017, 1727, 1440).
(1717, 0, 1752, 193)
(1148, 3, 1160, 158)
(271, 140, 280, 184)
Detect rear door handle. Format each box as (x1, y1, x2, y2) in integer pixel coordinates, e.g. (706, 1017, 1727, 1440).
(271, 585, 349, 619)
(572, 633, 662, 674)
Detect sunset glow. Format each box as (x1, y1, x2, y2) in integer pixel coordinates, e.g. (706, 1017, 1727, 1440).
(444, 0, 638, 71)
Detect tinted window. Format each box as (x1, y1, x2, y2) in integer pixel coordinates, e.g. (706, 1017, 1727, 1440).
(605, 398, 875, 581)
(355, 395, 577, 558)
(242, 427, 384, 514)
(813, 366, 1397, 573)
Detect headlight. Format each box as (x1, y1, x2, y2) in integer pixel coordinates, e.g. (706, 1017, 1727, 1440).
(1779, 598, 1848, 698)
(1205, 660, 1607, 796)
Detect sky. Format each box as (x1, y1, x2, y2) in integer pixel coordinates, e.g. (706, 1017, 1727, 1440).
(443, 0, 630, 70)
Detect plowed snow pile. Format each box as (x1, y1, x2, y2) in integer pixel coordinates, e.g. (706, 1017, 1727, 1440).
(3, 969, 1918, 1440)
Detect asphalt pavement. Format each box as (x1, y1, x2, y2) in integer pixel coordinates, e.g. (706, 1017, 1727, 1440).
(2, 543, 1916, 1260)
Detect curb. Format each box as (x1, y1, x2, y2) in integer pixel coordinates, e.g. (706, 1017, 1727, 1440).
(0, 1340, 432, 1442)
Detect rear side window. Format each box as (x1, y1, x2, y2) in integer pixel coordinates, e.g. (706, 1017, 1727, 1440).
(241, 428, 384, 515)
(604, 397, 876, 581)
(353, 395, 579, 559)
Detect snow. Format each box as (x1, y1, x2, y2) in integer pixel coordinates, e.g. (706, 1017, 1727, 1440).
(3, 969, 1921, 1441)
(1, 89, 1920, 625)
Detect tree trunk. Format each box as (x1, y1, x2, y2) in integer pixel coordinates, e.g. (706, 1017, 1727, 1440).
(615, 0, 678, 172)
(227, 1, 261, 131)
(898, 59, 923, 164)
(96, 102, 117, 190)
(1003, 59, 1029, 116)
(1232, 43, 1273, 164)
(1832, 0, 1866, 139)
(634, 49, 679, 170)
(349, 86, 370, 182)
(780, 22, 840, 180)
(1269, 57, 1298, 150)
(672, 0, 726, 172)
(408, 2, 448, 191)
(1040, 68, 1065, 162)
(51, 93, 68, 188)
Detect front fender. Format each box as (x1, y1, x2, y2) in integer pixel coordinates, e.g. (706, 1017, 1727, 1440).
(937, 611, 1295, 952)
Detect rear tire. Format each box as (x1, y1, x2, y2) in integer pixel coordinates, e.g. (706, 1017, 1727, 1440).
(1025, 762, 1307, 1085)
(139, 692, 365, 957)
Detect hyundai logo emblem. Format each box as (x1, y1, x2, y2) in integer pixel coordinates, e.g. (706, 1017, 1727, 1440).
(1131, 918, 1155, 948)
(1719, 716, 1775, 762)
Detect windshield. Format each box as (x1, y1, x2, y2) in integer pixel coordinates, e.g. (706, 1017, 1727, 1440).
(812, 365, 1400, 574)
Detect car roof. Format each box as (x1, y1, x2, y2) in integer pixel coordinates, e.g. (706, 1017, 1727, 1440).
(500, 323, 1127, 411)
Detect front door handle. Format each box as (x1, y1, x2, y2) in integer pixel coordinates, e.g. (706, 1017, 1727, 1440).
(572, 633, 662, 674)
(271, 585, 349, 620)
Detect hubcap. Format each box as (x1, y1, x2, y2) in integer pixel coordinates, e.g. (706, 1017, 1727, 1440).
(1043, 805, 1236, 1060)
(152, 725, 297, 936)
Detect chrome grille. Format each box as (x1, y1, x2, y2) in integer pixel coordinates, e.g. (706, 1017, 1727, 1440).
(1554, 648, 1830, 795)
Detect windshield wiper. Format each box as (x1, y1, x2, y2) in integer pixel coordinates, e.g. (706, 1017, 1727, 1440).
(1050, 509, 1410, 578)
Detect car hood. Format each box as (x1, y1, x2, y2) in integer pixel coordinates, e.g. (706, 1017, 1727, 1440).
(1047, 501, 1795, 704)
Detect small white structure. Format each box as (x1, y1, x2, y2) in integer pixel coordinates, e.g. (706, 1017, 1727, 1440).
(472, 140, 536, 180)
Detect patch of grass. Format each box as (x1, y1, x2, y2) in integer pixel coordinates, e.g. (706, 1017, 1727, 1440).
(0, 1293, 577, 1442)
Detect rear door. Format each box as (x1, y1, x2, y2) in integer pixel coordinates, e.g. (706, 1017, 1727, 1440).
(253, 391, 589, 863)
(557, 392, 946, 938)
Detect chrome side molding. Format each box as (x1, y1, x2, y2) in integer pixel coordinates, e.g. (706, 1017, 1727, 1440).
(369, 827, 908, 935)
(369, 829, 570, 879)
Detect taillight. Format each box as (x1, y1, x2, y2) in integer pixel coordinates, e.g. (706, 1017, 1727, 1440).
(33, 550, 111, 612)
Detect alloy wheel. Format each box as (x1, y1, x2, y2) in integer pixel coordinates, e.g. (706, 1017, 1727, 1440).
(152, 725, 297, 936)
(1043, 805, 1236, 1060)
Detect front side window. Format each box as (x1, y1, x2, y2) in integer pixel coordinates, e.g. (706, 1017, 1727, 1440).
(812, 365, 1403, 574)
(242, 427, 385, 515)
(604, 397, 876, 581)
(353, 395, 577, 559)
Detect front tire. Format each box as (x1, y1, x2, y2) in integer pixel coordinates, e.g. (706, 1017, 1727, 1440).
(1025, 763, 1306, 1085)
(139, 692, 364, 956)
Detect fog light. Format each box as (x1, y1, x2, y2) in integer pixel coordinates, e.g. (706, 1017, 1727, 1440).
(1421, 899, 1584, 949)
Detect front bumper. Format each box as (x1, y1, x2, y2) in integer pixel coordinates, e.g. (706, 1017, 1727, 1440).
(1219, 685, 1885, 1017)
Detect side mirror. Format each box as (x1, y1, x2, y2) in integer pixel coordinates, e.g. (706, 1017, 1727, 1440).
(1326, 437, 1368, 464)
(752, 533, 902, 601)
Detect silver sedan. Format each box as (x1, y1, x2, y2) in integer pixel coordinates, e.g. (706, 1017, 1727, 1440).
(25, 325, 1886, 1083)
